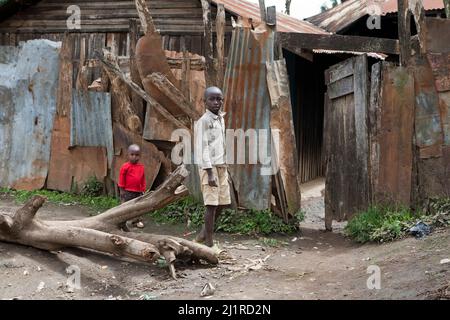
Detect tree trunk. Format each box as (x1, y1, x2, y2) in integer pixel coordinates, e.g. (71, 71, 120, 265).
(0, 166, 218, 279)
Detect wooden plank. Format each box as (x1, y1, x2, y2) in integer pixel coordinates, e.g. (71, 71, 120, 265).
(215, 3, 226, 87)
(201, 0, 214, 86)
(97, 50, 190, 132)
(368, 62, 382, 202)
(56, 33, 73, 117)
(327, 76, 354, 99)
(375, 64, 415, 205)
(129, 18, 145, 123)
(278, 32, 400, 55)
(325, 57, 354, 84)
(258, 0, 267, 23)
(445, 0, 450, 18)
(145, 73, 201, 120)
(398, 0, 411, 66)
(353, 54, 369, 206)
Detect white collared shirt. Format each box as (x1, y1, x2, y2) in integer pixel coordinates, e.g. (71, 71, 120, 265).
(194, 109, 227, 169)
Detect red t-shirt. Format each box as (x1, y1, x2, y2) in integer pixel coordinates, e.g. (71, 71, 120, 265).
(118, 162, 146, 192)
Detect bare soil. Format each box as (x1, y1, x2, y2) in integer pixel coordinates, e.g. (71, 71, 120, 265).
(0, 195, 449, 300)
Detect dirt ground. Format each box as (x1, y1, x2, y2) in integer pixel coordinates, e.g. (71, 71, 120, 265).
(0, 193, 449, 300)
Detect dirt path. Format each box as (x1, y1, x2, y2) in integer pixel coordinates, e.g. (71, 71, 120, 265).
(0, 197, 449, 300)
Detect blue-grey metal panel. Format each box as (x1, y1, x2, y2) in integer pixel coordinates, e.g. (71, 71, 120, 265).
(222, 23, 274, 210)
(70, 90, 113, 167)
(0, 40, 60, 190)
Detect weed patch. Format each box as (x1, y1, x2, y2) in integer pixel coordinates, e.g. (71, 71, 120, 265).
(0, 188, 119, 212)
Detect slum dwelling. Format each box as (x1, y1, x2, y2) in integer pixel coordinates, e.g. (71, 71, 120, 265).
(0, 0, 317, 277)
(0, 0, 337, 221)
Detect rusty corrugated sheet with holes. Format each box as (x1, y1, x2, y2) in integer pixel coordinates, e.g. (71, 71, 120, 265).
(222, 20, 274, 210)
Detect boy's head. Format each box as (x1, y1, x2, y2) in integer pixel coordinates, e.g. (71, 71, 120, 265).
(204, 86, 223, 115)
(127, 144, 141, 164)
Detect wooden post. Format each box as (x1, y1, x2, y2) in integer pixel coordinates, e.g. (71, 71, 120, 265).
(129, 19, 145, 124)
(215, 3, 226, 87)
(259, 0, 267, 23)
(398, 0, 411, 66)
(445, 0, 450, 18)
(266, 6, 277, 26)
(201, 0, 215, 87)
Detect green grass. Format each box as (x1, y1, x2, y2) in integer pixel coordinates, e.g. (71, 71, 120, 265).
(345, 198, 450, 243)
(0, 187, 119, 212)
(150, 197, 304, 236)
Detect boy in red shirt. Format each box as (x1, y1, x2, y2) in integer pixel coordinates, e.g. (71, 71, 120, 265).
(118, 144, 146, 230)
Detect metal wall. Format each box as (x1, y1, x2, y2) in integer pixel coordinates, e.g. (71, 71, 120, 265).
(223, 21, 274, 210)
(0, 40, 60, 190)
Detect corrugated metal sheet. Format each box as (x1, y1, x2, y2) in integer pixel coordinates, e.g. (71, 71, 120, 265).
(71, 90, 114, 167)
(223, 21, 274, 210)
(0, 39, 60, 190)
(382, 0, 444, 14)
(212, 0, 328, 34)
(306, 0, 444, 33)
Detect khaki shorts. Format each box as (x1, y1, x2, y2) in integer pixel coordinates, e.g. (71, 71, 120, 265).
(199, 166, 231, 206)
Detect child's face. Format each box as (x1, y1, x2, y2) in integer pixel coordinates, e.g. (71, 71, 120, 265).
(128, 151, 140, 164)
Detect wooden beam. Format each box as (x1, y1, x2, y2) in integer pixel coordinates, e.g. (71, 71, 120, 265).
(97, 50, 190, 132)
(398, 0, 411, 66)
(129, 18, 145, 123)
(216, 3, 226, 87)
(278, 32, 400, 55)
(445, 0, 450, 18)
(259, 0, 267, 23)
(409, 0, 427, 54)
(201, 0, 215, 87)
(146, 73, 202, 121)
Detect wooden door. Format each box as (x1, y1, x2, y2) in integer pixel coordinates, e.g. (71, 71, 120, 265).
(323, 55, 370, 230)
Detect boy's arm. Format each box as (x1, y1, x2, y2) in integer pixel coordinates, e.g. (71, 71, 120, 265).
(195, 119, 217, 187)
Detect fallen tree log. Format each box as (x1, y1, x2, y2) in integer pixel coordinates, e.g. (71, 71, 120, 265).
(0, 166, 218, 279)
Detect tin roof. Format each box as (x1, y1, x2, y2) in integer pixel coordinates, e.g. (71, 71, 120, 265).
(212, 0, 329, 34)
(306, 0, 444, 33)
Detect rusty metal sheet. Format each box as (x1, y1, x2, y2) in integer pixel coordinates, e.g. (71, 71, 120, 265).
(212, 0, 328, 34)
(0, 40, 60, 190)
(374, 64, 415, 205)
(413, 56, 444, 151)
(417, 146, 450, 199)
(222, 21, 274, 210)
(427, 53, 450, 92)
(425, 17, 450, 53)
(70, 146, 108, 192)
(266, 59, 301, 218)
(70, 90, 114, 167)
(47, 117, 108, 192)
(112, 123, 164, 191)
(47, 116, 72, 191)
(306, 0, 444, 33)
